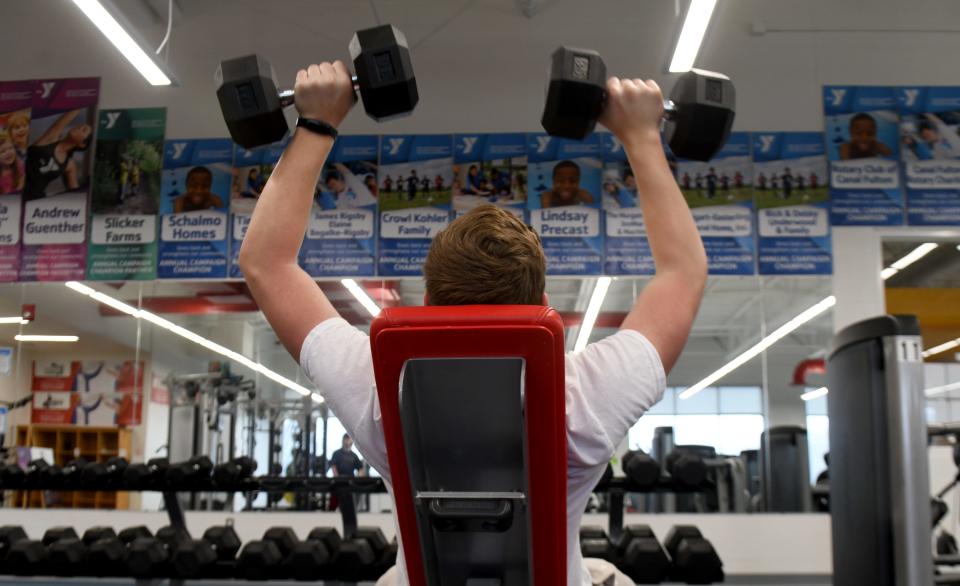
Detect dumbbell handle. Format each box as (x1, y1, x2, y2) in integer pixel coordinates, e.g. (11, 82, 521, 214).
(277, 75, 360, 108)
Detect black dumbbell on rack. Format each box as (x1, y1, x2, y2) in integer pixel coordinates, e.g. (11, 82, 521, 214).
(166, 456, 213, 490)
(615, 525, 670, 584)
(123, 457, 169, 490)
(541, 46, 735, 162)
(622, 450, 661, 488)
(664, 525, 724, 583)
(212, 456, 257, 489)
(215, 24, 419, 149)
(170, 525, 241, 579)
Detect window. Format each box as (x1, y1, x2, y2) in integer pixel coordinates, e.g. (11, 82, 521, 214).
(804, 392, 829, 484)
(627, 387, 765, 457)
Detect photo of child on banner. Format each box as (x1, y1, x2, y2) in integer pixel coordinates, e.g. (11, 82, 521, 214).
(0, 80, 34, 282)
(453, 133, 527, 214)
(303, 135, 378, 277)
(674, 131, 755, 275)
(602, 133, 653, 275)
(158, 139, 232, 279)
(88, 108, 166, 280)
(527, 133, 603, 275)
(824, 86, 902, 225)
(754, 132, 831, 275)
(899, 87, 960, 226)
(378, 134, 452, 276)
(229, 140, 286, 278)
(21, 78, 100, 282)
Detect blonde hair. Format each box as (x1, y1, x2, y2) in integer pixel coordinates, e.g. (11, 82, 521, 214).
(6, 111, 29, 150)
(423, 204, 546, 306)
(0, 131, 23, 191)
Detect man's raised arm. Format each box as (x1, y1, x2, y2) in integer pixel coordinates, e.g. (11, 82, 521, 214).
(239, 61, 356, 360)
(600, 78, 708, 373)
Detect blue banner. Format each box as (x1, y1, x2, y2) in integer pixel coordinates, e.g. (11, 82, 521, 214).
(377, 135, 452, 276)
(526, 133, 603, 275)
(453, 133, 527, 219)
(229, 140, 285, 278)
(898, 87, 960, 226)
(823, 86, 903, 225)
(601, 133, 652, 275)
(302, 135, 378, 277)
(158, 139, 232, 278)
(675, 132, 755, 275)
(753, 132, 831, 275)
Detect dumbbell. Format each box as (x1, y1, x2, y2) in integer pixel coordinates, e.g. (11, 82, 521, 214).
(664, 525, 724, 584)
(25, 459, 61, 488)
(622, 450, 661, 488)
(666, 448, 708, 488)
(60, 458, 91, 489)
(615, 525, 670, 584)
(166, 456, 213, 489)
(0, 463, 24, 489)
(48, 537, 88, 577)
(82, 457, 128, 489)
(0, 526, 27, 559)
(124, 457, 169, 490)
(215, 24, 418, 149)
(541, 46, 735, 161)
(579, 526, 615, 561)
(213, 456, 257, 488)
(6, 537, 47, 576)
(127, 525, 189, 579)
(171, 525, 241, 579)
(85, 527, 146, 577)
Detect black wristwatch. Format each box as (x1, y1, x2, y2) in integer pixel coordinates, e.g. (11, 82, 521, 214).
(296, 117, 339, 140)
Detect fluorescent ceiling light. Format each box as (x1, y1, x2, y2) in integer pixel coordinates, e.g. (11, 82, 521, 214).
(342, 279, 381, 317)
(926, 381, 960, 397)
(668, 0, 718, 73)
(882, 242, 938, 280)
(0, 317, 28, 325)
(64, 281, 319, 402)
(681, 242, 954, 399)
(924, 338, 960, 359)
(16, 335, 79, 343)
(574, 277, 612, 353)
(801, 386, 829, 401)
(69, 0, 173, 86)
(679, 295, 836, 400)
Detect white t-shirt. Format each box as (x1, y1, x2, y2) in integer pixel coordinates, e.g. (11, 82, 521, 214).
(300, 317, 666, 586)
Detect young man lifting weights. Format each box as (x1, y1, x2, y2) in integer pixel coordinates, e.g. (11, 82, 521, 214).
(239, 61, 708, 586)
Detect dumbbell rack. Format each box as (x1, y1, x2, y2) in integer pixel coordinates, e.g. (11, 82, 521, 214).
(597, 477, 715, 544)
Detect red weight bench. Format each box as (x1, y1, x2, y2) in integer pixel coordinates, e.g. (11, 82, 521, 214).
(370, 305, 567, 586)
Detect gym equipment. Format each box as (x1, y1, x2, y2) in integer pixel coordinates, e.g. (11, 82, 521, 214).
(541, 46, 735, 161)
(59, 458, 89, 488)
(166, 455, 213, 489)
(370, 306, 567, 585)
(0, 526, 27, 559)
(579, 526, 614, 560)
(827, 315, 932, 585)
(284, 539, 332, 581)
(212, 456, 257, 487)
(202, 525, 242, 561)
(171, 539, 217, 579)
(938, 532, 959, 556)
(5, 539, 47, 576)
(127, 537, 170, 579)
(664, 525, 724, 584)
(616, 525, 670, 584)
(0, 464, 23, 489)
(25, 459, 60, 487)
(666, 447, 708, 488)
(123, 457, 169, 490)
(81, 527, 116, 546)
(215, 24, 418, 149)
(759, 426, 811, 512)
(622, 450, 660, 487)
(308, 527, 342, 555)
(236, 539, 283, 580)
(42, 527, 78, 546)
(48, 538, 86, 577)
(86, 536, 129, 576)
(81, 456, 128, 488)
(118, 526, 153, 544)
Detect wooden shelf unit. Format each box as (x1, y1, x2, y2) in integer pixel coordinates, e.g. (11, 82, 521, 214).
(13, 425, 132, 510)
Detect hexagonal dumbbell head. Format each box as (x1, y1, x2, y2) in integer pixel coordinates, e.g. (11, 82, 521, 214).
(42, 527, 79, 546)
(0, 526, 27, 557)
(237, 540, 283, 580)
(171, 540, 217, 578)
(215, 54, 289, 150)
(663, 68, 735, 162)
(202, 525, 241, 561)
(48, 538, 87, 577)
(87, 537, 129, 576)
(541, 46, 607, 140)
(283, 541, 331, 581)
(7, 540, 47, 575)
(127, 537, 170, 579)
(349, 24, 419, 121)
